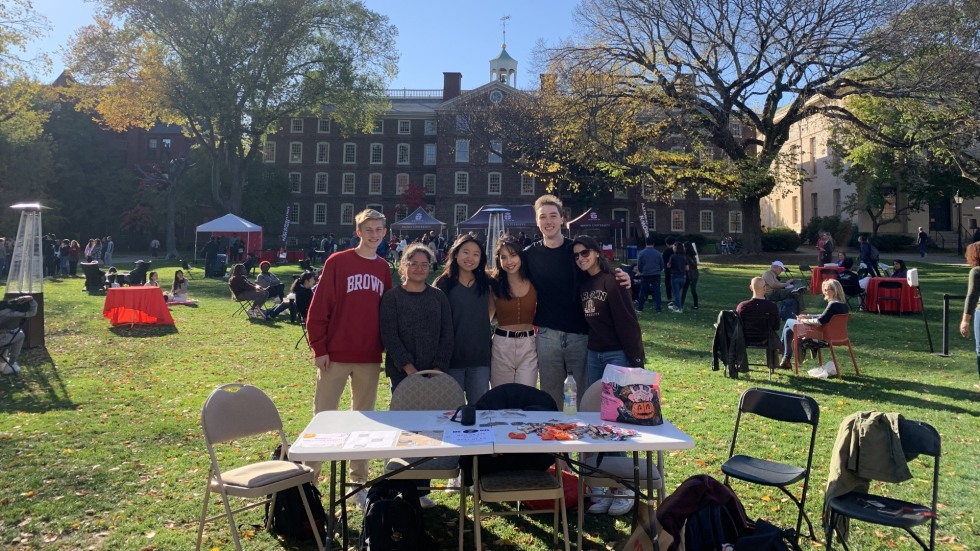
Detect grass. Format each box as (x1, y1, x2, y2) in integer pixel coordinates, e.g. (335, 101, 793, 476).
(1, 257, 978, 550)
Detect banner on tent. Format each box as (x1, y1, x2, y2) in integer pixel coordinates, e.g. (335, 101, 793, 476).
(281, 206, 291, 244)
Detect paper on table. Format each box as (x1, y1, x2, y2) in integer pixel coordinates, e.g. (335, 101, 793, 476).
(343, 430, 399, 449)
(396, 431, 444, 448)
(443, 428, 494, 446)
(293, 432, 349, 448)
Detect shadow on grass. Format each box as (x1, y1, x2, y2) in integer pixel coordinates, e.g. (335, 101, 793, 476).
(109, 324, 179, 338)
(0, 346, 76, 413)
(763, 372, 980, 417)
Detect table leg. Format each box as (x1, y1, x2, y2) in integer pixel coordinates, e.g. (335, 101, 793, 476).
(340, 461, 348, 551)
(327, 461, 337, 550)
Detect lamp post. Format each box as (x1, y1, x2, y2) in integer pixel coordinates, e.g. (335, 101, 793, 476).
(955, 190, 964, 256)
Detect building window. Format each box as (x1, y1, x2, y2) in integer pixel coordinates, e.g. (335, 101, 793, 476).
(290, 118, 303, 133)
(396, 143, 410, 164)
(699, 210, 714, 233)
(369, 173, 382, 195)
(455, 139, 469, 163)
(645, 208, 656, 231)
(289, 203, 300, 223)
(318, 118, 330, 133)
(671, 209, 685, 232)
(730, 120, 742, 138)
(343, 143, 356, 164)
(455, 172, 469, 194)
(521, 174, 535, 195)
(395, 205, 409, 220)
(729, 211, 743, 233)
(288, 172, 301, 193)
(614, 187, 628, 199)
(398, 120, 411, 134)
(316, 142, 329, 164)
(370, 143, 383, 164)
(612, 209, 629, 233)
(454, 203, 469, 225)
(424, 143, 436, 165)
(148, 138, 158, 151)
(456, 115, 468, 131)
(424, 119, 437, 135)
(287, 237, 298, 247)
(341, 203, 354, 225)
(488, 172, 502, 195)
(396, 173, 409, 195)
(262, 141, 276, 163)
(342, 173, 355, 194)
(289, 142, 302, 163)
(423, 174, 436, 195)
(883, 194, 897, 220)
(315, 173, 328, 194)
(314, 203, 327, 225)
(792, 196, 799, 224)
(366, 203, 382, 214)
(162, 138, 171, 149)
(809, 136, 817, 173)
(372, 119, 383, 134)
(833, 188, 841, 215)
(425, 204, 436, 217)
(489, 140, 503, 163)
(811, 192, 818, 219)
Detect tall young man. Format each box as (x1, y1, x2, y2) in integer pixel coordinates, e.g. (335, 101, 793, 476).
(525, 195, 630, 407)
(306, 209, 392, 508)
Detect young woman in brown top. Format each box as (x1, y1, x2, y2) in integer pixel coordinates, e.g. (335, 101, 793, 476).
(959, 242, 980, 379)
(489, 235, 538, 387)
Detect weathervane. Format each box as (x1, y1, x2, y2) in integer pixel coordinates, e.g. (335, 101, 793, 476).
(501, 15, 510, 48)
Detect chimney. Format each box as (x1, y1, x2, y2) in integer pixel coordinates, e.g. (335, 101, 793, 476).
(443, 72, 462, 101)
(539, 73, 557, 93)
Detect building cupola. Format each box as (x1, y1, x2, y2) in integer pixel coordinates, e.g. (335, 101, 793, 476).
(490, 16, 518, 86)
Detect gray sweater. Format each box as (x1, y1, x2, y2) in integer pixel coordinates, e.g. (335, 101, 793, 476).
(380, 285, 454, 378)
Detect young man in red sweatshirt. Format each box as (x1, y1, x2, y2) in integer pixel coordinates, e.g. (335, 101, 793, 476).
(306, 208, 392, 508)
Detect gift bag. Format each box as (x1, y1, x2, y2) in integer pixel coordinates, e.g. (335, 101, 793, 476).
(600, 365, 662, 426)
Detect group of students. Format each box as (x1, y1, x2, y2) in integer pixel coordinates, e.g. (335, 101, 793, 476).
(634, 235, 701, 313)
(304, 195, 646, 515)
(227, 261, 317, 322)
(142, 270, 193, 304)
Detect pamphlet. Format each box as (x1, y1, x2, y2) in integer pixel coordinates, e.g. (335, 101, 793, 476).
(293, 432, 349, 448)
(443, 428, 494, 446)
(396, 431, 445, 448)
(343, 430, 399, 449)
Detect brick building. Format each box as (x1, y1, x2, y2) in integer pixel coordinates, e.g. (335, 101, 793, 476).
(262, 47, 744, 248)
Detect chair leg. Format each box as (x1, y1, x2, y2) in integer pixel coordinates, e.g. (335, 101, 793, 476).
(218, 489, 244, 551)
(825, 510, 835, 550)
(296, 482, 326, 551)
(458, 483, 466, 551)
(828, 346, 842, 379)
(195, 483, 212, 550)
(473, 458, 482, 551)
(847, 342, 860, 375)
(793, 337, 801, 374)
(577, 474, 586, 551)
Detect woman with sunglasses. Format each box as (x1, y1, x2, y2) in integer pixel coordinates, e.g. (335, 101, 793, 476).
(571, 236, 645, 385)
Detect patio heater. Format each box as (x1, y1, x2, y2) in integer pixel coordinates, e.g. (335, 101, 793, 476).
(5, 202, 49, 348)
(484, 206, 510, 271)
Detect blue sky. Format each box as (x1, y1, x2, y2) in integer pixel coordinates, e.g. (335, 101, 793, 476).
(25, 0, 579, 90)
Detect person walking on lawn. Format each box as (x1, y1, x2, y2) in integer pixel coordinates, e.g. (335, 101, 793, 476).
(634, 235, 664, 313)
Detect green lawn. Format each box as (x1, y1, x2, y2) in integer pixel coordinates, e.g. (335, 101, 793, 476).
(1, 258, 978, 550)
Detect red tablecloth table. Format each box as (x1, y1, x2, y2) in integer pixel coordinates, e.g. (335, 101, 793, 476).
(103, 287, 175, 326)
(810, 265, 845, 294)
(864, 278, 922, 313)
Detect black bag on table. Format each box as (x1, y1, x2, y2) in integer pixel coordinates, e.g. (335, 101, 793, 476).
(264, 445, 327, 542)
(359, 479, 432, 551)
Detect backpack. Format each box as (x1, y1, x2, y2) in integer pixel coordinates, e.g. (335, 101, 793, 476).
(359, 479, 431, 551)
(684, 503, 746, 551)
(869, 243, 880, 262)
(264, 445, 328, 541)
(657, 474, 753, 551)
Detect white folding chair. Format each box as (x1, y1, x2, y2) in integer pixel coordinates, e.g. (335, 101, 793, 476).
(195, 383, 325, 551)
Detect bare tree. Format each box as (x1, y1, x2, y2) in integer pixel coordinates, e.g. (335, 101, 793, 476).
(546, 0, 955, 252)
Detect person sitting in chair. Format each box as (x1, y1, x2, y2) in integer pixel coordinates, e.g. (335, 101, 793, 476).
(838, 258, 863, 303)
(889, 259, 909, 279)
(736, 277, 781, 334)
(289, 271, 317, 323)
(0, 295, 38, 375)
(777, 279, 849, 369)
(256, 261, 284, 302)
(228, 263, 268, 319)
(762, 260, 803, 318)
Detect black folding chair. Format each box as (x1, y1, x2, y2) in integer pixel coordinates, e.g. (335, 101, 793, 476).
(738, 311, 781, 380)
(825, 419, 941, 550)
(797, 265, 812, 293)
(294, 313, 309, 349)
(180, 259, 195, 279)
(722, 387, 820, 543)
(875, 280, 903, 315)
(230, 291, 250, 318)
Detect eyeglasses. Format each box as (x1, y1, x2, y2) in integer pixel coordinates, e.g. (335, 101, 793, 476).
(572, 250, 593, 260)
(407, 261, 431, 269)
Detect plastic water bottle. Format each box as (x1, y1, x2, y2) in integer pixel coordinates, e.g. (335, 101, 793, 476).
(563, 374, 577, 415)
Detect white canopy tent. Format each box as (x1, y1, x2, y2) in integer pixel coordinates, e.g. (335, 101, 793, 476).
(193, 214, 264, 260)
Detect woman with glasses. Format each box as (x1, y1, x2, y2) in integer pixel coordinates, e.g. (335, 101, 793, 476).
(489, 235, 538, 388)
(435, 234, 493, 404)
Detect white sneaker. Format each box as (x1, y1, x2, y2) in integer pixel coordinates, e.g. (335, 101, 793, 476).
(352, 489, 368, 511)
(586, 487, 612, 514)
(447, 475, 462, 493)
(419, 495, 436, 509)
(10, 362, 20, 374)
(607, 488, 635, 516)
(1, 363, 14, 376)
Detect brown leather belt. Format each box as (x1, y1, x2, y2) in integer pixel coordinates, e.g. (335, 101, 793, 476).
(494, 328, 535, 338)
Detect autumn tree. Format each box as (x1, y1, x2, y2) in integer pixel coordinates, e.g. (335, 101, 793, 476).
(64, 0, 398, 215)
(0, 0, 49, 142)
(545, 0, 967, 252)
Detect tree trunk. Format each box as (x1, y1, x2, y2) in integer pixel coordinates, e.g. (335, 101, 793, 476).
(165, 184, 178, 259)
(741, 197, 763, 254)
(210, 158, 227, 212)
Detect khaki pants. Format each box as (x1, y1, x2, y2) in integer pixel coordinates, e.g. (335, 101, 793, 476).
(490, 334, 538, 388)
(313, 362, 380, 483)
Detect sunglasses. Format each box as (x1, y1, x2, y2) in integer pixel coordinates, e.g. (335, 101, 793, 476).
(572, 249, 594, 260)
